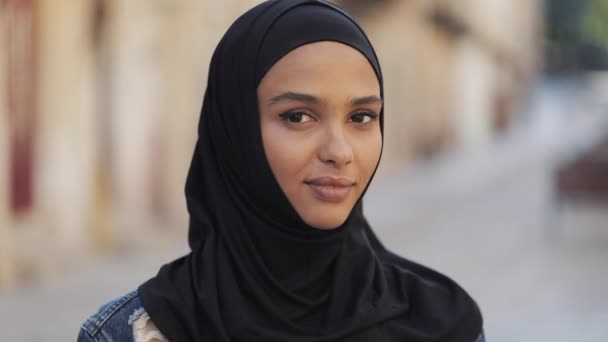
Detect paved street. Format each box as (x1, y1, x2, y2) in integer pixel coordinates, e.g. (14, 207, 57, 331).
(1, 78, 608, 341)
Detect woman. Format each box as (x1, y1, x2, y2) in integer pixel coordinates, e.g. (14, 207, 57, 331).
(78, 0, 485, 341)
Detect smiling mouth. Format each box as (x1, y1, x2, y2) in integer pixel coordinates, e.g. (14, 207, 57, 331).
(304, 177, 355, 203)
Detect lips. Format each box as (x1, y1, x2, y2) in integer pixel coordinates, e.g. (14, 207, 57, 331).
(304, 177, 355, 203)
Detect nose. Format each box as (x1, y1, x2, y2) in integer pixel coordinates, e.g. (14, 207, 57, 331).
(318, 126, 353, 167)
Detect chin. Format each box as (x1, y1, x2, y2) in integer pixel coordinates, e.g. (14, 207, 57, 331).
(302, 214, 348, 230)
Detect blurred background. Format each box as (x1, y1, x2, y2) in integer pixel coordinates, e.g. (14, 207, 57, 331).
(1, 0, 608, 340)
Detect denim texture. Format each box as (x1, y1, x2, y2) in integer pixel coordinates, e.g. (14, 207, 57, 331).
(78, 290, 142, 342)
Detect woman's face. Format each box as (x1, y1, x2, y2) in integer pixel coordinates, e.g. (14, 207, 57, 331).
(258, 41, 382, 229)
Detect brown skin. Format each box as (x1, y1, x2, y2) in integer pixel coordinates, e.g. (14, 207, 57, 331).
(258, 41, 382, 229)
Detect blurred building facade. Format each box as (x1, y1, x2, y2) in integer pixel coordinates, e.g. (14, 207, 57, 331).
(0, 0, 542, 287)
(337, 0, 543, 164)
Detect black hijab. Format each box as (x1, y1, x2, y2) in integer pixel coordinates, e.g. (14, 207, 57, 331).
(139, 1, 483, 341)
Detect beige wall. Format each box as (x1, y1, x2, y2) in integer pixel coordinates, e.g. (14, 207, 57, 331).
(28, 0, 268, 251)
(108, 0, 265, 232)
(109, 0, 167, 236)
(34, 0, 97, 251)
(348, 0, 460, 171)
(0, 7, 15, 287)
(451, 39, 497, 149)
(447, 0, 542, 148)
(343, 0, 542, 162)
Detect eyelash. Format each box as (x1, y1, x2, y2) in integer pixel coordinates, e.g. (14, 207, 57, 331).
(279, 111, 313, 124)
(349, 111, 379, 124)
(278, 111, 379, 125)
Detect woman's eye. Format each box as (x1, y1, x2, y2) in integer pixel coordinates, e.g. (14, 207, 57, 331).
(350, 112, 377, 124)
(279, 111, 313, 124)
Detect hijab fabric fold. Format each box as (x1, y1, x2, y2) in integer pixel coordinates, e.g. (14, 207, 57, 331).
(139, 1, 483, 341)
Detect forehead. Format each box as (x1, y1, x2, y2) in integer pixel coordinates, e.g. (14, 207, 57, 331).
(258, 41, 380, 97)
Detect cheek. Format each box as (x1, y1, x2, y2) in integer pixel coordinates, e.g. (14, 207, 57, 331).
(355, 130, 382, 181)
(261, 123, 313, 188)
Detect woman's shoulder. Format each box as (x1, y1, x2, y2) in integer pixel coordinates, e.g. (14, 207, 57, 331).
(78, 290, 168, 342)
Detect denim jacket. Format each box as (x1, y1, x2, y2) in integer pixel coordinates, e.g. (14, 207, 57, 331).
(78, 290, 167, 342)
(79, 290, 486, 342)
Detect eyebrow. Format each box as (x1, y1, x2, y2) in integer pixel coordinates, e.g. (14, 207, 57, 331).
(268, 92, 319, 105)
(268, 91, 383, 107)
(350, 95, 383, 106)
